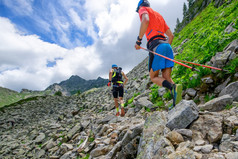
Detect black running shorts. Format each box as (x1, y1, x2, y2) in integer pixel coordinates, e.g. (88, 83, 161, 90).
(112, 85, 124, 98)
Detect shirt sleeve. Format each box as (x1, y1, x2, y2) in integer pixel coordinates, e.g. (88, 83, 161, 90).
(139, 7, 148, 21)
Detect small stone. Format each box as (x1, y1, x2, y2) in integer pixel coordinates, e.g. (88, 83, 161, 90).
(201, 144, 213, 153)
(195, 139, 205, 146)
(34, 133, 45, 143)
(166, 131, 184, 145)
(193, 146, 202, 152)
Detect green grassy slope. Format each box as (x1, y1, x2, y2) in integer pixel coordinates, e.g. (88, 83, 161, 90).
(0, 87, 50, 108)
(0, 87, 22, 107)
(172, 1, 238, 89)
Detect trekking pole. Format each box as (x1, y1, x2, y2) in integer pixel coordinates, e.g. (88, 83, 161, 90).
(139, 46, 200, 72)
(174, 59, 228, 71)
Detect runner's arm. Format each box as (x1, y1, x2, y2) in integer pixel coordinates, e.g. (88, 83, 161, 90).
(109, 69, 113, 81)
(165, 29, 174, 45)
(135, 13, 149, 50)
(122, 72, 128, 86)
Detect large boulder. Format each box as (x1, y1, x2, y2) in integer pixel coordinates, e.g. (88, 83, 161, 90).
(219, 81, 238, 101)
(198, 95, 233, 112)
(166, 100, 199, 130)
(190, 112, 223, 143)
(137, 111, 174, 159)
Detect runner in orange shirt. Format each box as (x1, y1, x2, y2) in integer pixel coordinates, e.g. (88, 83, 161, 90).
(134, 0, 182, 109)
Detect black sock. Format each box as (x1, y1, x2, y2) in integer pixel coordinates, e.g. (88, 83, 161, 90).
(162, 80, 172, 90)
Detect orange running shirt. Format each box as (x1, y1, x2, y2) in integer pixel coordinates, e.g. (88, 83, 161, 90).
(139, 7, 169, 41)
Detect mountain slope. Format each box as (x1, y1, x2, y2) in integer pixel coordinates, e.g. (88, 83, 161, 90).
(0, 87, 50, 108)
(172, 0, 238, 89)
(0, 87, 20, 107)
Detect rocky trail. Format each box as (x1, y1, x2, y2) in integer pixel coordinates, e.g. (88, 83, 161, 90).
(0, 40, 238, 159)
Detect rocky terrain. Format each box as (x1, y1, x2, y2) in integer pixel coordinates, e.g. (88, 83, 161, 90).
(0, 0, 237, 158)
(0, 38, 237, 159)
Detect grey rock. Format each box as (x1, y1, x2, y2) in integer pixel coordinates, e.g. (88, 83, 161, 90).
(46, 139, 56, 150)
(106, 141, 122, 158)
(67, 123, 82, 139)
(137, 112, 173, 159)
(195, 139, 205, 146)
(118, 136, 140, 159)
(185, 94, 191, 100)
(34, 133, 45, 143)
(201, 76, 213, 84)
(81, 120, 90, 129)
(125, 108, 135, 117)
(219, 81, 238, 101)
(134, 96, 153, 109)
(60, 151, 73, 159)
(223, 39, 238, 53)
(198, 95, 233, 111)
(211, 51, 232, 69)
(166, 100, 199, 130)
(190, 113, 223, 143)
(36, 149, 45, 158)
(97, 115, 115, 125)
(158, 87, 167, 97)
(193, 146, 202, 152)
(61, 143, 73, 153)
(90, 146, 111, 158)
(224, 22, 236, 33)
(175, 129, 193, 138)
(201, 144, 213, 153)
(225, 152, 238, 159)
(214, 76, 231, 94)
(186, 88, 197, 97)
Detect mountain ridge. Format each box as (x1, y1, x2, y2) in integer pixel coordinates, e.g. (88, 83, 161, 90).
(0, 75, 108, 107)
(46, 75, 108, 95)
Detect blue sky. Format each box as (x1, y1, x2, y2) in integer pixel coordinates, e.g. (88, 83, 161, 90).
(0, 0, 93, 49)
(0, 0, 186, 91)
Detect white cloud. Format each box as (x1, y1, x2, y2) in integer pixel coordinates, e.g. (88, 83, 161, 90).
(94, 0, 137, 44)
(0, 0, 187, 91)
(0, 17, 102, 91)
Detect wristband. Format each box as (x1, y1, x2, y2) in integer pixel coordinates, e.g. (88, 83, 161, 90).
(137, 36, 142, 42)
(136, 41, 142, 46)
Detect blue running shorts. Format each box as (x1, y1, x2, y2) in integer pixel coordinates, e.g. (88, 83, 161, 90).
(148, 43, 174, 72)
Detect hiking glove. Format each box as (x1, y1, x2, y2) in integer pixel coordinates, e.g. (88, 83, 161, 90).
(107, 81, 111, 86)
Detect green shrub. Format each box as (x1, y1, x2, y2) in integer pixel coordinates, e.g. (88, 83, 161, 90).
(225, 104, 233, 110)
(163, 91, 172, 100)
(149, 84, 159, 103)
(204, 94, 215, 102)
(127, 97, 134, 105)
(54, 91, 62, 96)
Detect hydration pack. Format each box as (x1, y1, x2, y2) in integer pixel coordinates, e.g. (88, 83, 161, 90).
(112, 67, 123, 85)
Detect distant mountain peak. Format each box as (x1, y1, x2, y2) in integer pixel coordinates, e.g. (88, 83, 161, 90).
(46, 75, 108, 95)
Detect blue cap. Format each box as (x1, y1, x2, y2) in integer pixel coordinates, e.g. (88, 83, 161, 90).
(136, 0, 144, 12)
(112, 64, 118, 68)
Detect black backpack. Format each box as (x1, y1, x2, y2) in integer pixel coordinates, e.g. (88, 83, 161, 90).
(112, 67, 123, 84)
